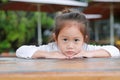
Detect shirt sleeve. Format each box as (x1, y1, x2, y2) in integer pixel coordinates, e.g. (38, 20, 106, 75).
(86, 44, 120, 57)
(16, 45, 39, 58)
(16, 42, 58, 58)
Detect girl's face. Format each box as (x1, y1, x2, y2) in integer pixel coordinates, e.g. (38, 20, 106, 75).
(55, 21, 85, 57)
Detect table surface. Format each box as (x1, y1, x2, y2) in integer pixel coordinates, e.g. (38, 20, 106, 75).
(0, 57, 120, 80)
(0, 57, 119, 73)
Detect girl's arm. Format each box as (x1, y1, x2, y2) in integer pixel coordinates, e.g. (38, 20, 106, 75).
(16, 45, 39, 58)
(73, 45, 120, 58)
(32, 50, 67, 59)
(85, 49, 111, 58)
(16, 45, 67, 59)
(73, 49, 111, 58)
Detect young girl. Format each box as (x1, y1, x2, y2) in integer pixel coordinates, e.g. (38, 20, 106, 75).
(16, 9, 120, 59)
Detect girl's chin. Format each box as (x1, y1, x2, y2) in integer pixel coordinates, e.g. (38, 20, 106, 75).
(64, 53, 76, 58)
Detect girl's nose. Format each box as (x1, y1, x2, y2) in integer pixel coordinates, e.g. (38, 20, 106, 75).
(67, 42, 74, 49)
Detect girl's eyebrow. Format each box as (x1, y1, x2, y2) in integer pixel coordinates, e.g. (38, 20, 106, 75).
(60, 35, 68, 37)
(60, 36, 68, 38)
(73, 36, 82, 39)
(61, 35, 81, 39)
(73, 37, 82, 39)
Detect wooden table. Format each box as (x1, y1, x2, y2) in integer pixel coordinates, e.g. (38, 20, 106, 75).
(0, 57, 120, 80)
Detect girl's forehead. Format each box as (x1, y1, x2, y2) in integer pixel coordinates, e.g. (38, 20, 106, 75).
(59, 22, 83, 34)
(62, 20, 84, 29)
(58, 25, 84, 39)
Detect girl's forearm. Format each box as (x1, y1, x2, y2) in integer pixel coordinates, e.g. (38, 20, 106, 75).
(32, 50, 67, 59)
(73, 49, 111, 58)
(32, 50, 49, 58)
(87, 49, 111, 58)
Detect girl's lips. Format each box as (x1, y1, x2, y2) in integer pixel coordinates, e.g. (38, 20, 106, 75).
(65, 51, 76, 57)
(66, 51, 74, 54)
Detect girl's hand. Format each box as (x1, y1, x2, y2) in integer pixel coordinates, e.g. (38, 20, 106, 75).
(71, 50, 93, 58)
(46, 51, 68, 59)
(71, 49, 110, 58)
(32, 51, 68, 59)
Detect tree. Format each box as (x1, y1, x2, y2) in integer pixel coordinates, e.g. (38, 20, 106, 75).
(0, 11, 54, 53)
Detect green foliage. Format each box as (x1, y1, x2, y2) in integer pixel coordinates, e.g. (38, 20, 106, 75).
(1, 0, 8, 3)
(41, 13, 53, 27)
(35, 12, 54, 28)
(0, 11, 54, 53)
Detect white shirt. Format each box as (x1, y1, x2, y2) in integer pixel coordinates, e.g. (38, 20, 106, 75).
(16, 42, 120, 58)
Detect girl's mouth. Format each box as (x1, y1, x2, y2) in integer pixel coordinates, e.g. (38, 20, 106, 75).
(65, 51, 76, 57)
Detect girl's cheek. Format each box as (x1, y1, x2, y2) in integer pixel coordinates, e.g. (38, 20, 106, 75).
(78, 47, 83, 52)
(74, 48, 81, 54)
(78, 49, 82, 54)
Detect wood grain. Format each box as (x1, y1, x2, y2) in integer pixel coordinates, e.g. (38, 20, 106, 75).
(0, 57, 120, 80)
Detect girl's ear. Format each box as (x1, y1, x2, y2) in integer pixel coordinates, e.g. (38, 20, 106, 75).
(52, 33, 57, 42)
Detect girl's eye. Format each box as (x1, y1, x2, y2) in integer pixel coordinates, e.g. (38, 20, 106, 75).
(74, 39, 80, 42)
(63, 38, 68, 41)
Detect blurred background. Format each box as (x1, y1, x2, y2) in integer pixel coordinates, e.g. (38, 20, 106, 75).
(0, 0, 120, 56)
